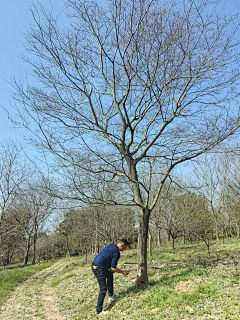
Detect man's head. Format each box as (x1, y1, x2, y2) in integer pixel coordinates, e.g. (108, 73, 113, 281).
(117, 238, 129, 251)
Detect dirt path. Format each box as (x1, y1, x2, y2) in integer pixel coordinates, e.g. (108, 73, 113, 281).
(0, 261, 71, 320)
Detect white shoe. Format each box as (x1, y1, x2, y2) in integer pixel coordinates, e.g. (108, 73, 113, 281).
(96, 311, 109, 316)
(108, 293, 119, 299)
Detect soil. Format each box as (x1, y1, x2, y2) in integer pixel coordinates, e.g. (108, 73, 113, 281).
(175, 278, 208, 293)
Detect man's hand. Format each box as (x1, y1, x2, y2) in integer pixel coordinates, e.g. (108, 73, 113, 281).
(122, 270, 130, 276)
(111, 267, 130, 275)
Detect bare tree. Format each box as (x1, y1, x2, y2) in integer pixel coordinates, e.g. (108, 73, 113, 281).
(11, 180, 55, 265)
(191, 154, 233, 241)
(56, 205, 136, 257)
(218, 154, 240, 239)
(0, 142, 29, 224)
(13, 0, 240, 284)
(0, 209, 22, 267)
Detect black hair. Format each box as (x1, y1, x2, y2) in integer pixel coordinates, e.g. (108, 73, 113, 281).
(117, 238, 129, 246)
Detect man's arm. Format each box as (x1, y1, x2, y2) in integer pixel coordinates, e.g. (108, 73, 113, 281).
(111, 267, 129, 275)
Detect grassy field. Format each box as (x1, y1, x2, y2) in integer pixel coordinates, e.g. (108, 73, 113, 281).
(56, 239, 240, 319)
(0, 261, 53, 308)
(0, 239, 240, 319)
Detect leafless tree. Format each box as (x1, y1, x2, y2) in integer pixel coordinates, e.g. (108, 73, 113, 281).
(10, 180, 55, 265)
(191, 154, 233, 241)
(13, 0, 240, 284)
(218, 154, 240, 239)
(0, 142, 29, 224)
(56, 205, 136, 258)
(0, 209, 22, 267)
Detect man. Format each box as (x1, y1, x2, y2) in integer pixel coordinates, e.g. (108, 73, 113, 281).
(91, 238, 130, 316)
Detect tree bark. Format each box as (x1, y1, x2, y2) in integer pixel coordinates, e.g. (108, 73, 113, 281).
(222, 227, 225, 244)
(32, 232, 37, 265)
(236, 223, 240, 238)
(215, 225, 219, 241)
(24, 236, 31, 265)
(158, 228, 162, 247)
(137, 208, 150, 286)
(168, 232, 171, 245)
(172, 237, 175, 250)
(148, 230, 152, 257)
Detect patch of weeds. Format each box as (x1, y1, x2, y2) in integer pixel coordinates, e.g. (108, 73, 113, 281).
(30, 277, 38, 285)
(120, 255, 137, 263)
(155, 253, 173, 261)
(23, 287, 32, 297)
(137, 286, 177, 310)
(38, 274, 50, 285)
(134, 274, 216, 316)
(33, 313, 45, 318)
(194, 281, 219, 300)
(74, 314, 90, 320)
(150, 267, 207, 289)
(217, 249, 230, 254)
(231, 279, 239, 284)
(179, 267, 207, 278)
(119, 301, 132, 311)
(23, 300, 32, 306)
(51, 273, 76, 287)
(36, 300, 43, 308)
(76, 302, 93, 314)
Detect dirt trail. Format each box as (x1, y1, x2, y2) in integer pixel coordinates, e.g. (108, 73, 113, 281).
(0, 261, 71, 320)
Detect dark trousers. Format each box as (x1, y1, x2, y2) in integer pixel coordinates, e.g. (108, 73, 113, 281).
(91, 264, 114, 314)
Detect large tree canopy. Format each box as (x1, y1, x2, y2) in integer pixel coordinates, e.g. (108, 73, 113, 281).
(14, 0, 240, 284)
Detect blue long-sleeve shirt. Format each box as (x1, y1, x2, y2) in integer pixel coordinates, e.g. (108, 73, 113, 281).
(93, 244, 120, 270)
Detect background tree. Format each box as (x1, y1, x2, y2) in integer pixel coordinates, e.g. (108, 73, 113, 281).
(0, 208, 22, 267)
(10, 179, 55, 265)
(191, 155, 232, 241)
(0, 142, 29, 224)
(55, 205, 136, 257)
(14, 0, 240, 284)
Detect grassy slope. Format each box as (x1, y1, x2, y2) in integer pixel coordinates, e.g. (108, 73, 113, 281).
(0, 261, 53, 308)
(1, 239, 240, 319)
(55, 239, 240, 319)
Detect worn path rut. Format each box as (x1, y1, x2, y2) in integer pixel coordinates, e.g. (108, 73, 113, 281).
(0, 260, 71, 320)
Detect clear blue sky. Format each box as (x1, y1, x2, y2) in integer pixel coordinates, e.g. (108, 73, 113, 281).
(0, 0, 65, 144)
(0, 0, 239, 145)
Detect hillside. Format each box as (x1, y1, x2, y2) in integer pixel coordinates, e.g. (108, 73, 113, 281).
(0, 239, 240, 319)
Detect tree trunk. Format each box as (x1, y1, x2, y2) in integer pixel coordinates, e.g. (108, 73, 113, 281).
(65, 235, 70, 256)
(215, 225, 219, 241)
(207, 240, 210, 256)
(226, 230, 229, 242)
(158, 228, 162, 247)
(168, 232, 171, 245)
(24, 237, 31, 265)
(148, 230, 152, 257)
(137, 208, 150, 287)
(32, 233, 37, 265)
(236, 223, 240, 238)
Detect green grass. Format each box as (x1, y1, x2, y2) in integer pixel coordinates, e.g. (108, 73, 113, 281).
(2, 238, 240, 319)
(51, 273, 76, 287)
(0, 262, 53, 307)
